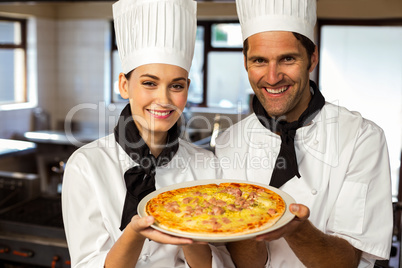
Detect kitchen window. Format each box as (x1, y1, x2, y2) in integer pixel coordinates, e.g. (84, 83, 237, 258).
(0, 17, 27, 105)
(111, 20, 251, 112)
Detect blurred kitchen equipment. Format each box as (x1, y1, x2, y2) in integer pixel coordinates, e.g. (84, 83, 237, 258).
(51, 160, 65, 194)
(0, 140, 71, 267)
(0, 171, 39, 214)
(31, 107, 50, 131)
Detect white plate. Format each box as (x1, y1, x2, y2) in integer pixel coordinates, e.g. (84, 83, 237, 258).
(137, 179, 296, 242)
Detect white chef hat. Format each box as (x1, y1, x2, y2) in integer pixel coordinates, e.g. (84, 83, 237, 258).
(236, 0, 317, 44)
(113, 0, 197, 74)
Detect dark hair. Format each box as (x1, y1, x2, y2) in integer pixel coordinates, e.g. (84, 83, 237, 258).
(292, 32, 316, 59)
(125, 70, 133, 80)
(243, 32, 316, 69)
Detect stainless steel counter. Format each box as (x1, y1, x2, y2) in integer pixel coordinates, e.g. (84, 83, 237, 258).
(0, 139, 36, 159)
(24, 130, 99, 147)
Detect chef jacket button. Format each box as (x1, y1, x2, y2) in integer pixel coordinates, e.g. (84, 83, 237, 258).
(313, 140, 319, 145)
(141, 255, 149, 261)
(311, 189, 317, 195)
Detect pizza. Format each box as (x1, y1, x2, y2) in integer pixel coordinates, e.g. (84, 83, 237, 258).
(145, 182, 286, 236)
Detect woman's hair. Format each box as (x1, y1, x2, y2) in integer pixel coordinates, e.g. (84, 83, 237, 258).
(243, 32, 316, 69)
(125, 70, 134, 80)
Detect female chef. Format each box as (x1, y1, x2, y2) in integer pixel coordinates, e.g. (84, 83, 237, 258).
(61, 0, 228, 267)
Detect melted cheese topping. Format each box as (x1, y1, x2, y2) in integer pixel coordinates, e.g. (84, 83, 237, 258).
(146, 183, 285, 235)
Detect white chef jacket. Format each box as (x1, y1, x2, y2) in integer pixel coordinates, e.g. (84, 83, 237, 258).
(62, 134, 232, 268)
(215, 102, 393, 268)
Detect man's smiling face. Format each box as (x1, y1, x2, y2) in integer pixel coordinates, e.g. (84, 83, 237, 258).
(245, 31, 318, 122)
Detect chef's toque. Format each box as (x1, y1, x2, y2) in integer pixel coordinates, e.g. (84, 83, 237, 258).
(112, 0, 197, 74)
(236, 0, 316, 43)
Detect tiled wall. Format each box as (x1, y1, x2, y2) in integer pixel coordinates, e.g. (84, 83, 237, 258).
(36, 18, 57, 129)
(54, 19, 120, 135)
(0, 109, 32, 139)
(0, 17, 123, 139)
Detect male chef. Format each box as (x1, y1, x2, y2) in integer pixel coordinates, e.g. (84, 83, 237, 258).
(215, 0, 393, 267)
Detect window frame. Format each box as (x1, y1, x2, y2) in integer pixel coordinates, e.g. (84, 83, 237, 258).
(0, 16, 28, 105)
(196, 20, 243, 107)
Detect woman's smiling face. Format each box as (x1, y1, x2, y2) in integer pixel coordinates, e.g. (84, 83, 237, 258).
(119, 63, 189, 138)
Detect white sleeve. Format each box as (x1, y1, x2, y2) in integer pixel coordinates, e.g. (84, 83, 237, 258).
(62, 152, 113, 268)
(210, 243, 236, 268)
(328, 120, 393, 261)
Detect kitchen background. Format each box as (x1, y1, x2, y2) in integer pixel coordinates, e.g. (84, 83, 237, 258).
(0, 0, 401, 267)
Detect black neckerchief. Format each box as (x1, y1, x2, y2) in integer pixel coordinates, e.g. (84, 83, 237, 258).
(253, 80, 325, 188)
(114, 104, 180, 230)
